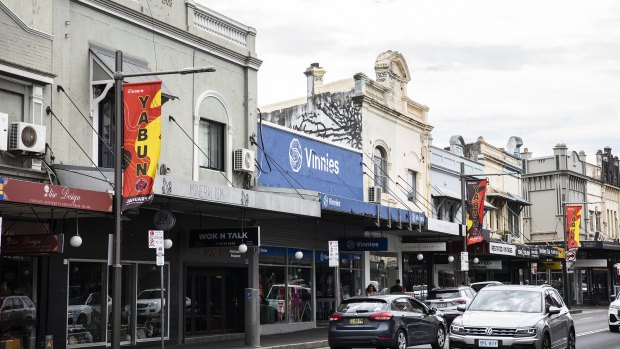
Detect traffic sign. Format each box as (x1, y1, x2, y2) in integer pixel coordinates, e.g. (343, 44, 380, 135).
(565, 250, 576, 262)
(148, 230, 164, 249)
(156, 255, 164, 266)
(328, 241, 339, 267)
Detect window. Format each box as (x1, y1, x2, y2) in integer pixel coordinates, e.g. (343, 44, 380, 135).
(407, 170, 417, 202)
(97, 90, 115, 168)
(198, 119, 224, 171)
(373, 147, 387, 191)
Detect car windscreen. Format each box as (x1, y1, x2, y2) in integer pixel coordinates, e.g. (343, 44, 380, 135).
(427, 290, 460, 299)
(69, 295, 89, 305)
(471, 284, 490, 292)
(337, 299, 387, 313)
(137, 290, 166, 299)
(468, 290, 542, 313)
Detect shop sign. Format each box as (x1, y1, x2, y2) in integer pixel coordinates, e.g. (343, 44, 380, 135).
(489, 242, 516, 256)
(537, 246, 560, 257)
(401, 242, 446, 252)
(574, 259, 607, 268)
(470, 260, 502, 270)
(426, 218, 460, 236)
(531, 262, 538, 274)
(189, 227, 260, 248)
(460, 251, 469, 271)
(530, 248, 539, 259)
(155, 176, 255, 207)
(0, 177, 112, 212)
(515, 245, 531, 258)
(338, 238, 387, 251)
(1, 234, 64, 255)
(540, 260, 562, 270)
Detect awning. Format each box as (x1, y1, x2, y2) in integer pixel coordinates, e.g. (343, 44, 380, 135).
(90, 45, 177, 100)
(431, 186, 496, 210)
(486, 186, 513, 200)
(509, 193, 531, 206)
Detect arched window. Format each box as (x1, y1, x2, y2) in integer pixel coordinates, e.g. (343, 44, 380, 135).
(373, 147, 387, 191)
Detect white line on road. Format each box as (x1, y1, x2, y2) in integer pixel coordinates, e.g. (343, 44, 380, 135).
(576, 328, 609, 337)
(580, 317, 593, 320)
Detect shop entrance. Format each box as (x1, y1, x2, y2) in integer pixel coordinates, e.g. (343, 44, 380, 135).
(184, 267, 246, 336)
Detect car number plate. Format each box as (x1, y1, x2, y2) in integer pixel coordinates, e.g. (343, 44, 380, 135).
(478, 339, 498, 347)
(349, 318, 364, 325)
(436, 303, 447, 308)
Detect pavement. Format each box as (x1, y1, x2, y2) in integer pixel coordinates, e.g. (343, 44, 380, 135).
(145, 305, 608, 349)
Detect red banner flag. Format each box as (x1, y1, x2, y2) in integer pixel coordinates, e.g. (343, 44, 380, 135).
(466, 178, 488, 245)
(122, 81, 162, 211)
(566, 205, 582, 250)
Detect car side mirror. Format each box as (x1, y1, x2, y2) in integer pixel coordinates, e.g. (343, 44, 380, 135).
(548, 306, 561, 315)
(457, 305, 467, 312)
(428, 307, 437, 315)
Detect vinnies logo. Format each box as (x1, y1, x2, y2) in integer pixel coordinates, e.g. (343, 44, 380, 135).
(289, 139, 303, 172)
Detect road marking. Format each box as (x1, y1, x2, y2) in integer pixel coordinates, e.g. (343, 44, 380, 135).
(580, 317, 593, 320)
(576, 328, 609, 337)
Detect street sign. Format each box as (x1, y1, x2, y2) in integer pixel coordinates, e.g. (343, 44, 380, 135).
(565, 250, 576, 262)
(328, 240, 339, 267)
(156, 255, 164, 266)
(148, 230, 164, 249)
(460, 251, 469, 271)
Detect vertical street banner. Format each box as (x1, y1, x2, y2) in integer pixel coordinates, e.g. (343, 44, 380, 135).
(466, 178, 488, 245)
(566, 205, 582, 250)
(122, 81, 162, 211)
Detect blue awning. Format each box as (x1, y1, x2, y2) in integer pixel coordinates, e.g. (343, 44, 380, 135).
(320, 193, 425, 228)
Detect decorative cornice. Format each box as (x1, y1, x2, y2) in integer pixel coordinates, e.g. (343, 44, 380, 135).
(73, 0, 262, 70)
(0, 1, 54, 40)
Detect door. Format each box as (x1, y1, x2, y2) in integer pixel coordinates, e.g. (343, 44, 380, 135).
(392, 298, 421, 345)
(545, 291, 564, 348)
(185, 267, 246, 336)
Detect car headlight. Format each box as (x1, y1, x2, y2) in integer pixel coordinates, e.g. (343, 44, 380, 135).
(610, 305, 620, 310)
(148, 301, 158, 309)
(68, 310, 75, 315)
(514, 328, 537, 337)
(451, 324, 466, 335)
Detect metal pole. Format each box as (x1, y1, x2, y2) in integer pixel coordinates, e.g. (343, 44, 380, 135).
(111, 50, 124, 349)
(460, 162, 469, 285)
(161, 265, 165, 349)
(561, 202, 570, 309)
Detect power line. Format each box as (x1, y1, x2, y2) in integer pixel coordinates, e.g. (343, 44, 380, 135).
(46, 106, 114, 190)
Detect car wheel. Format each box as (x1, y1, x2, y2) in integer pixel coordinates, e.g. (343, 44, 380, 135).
(431, 325, 446, 349)
(393, 330, 407, 349)
(542, 334, 551, 349)
(566, 329, 575, 349)
(610, 325, 620, 333)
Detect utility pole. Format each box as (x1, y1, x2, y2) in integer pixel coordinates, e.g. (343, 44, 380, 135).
(460, 162, 469, 285)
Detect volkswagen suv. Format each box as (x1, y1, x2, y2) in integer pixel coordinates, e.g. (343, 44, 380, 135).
(449, 285, 574, 349)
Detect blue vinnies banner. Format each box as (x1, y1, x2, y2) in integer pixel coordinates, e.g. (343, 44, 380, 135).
(257, 123, 363, 200)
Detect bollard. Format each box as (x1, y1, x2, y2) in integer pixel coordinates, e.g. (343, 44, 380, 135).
(245, 288, 260, 347)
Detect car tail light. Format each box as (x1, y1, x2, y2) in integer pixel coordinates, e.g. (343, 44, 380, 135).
(454, 299, 467, 305)
(369, 312, 393, 321)
(329, 313, 343, 321)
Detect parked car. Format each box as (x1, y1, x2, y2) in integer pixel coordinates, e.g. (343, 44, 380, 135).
(449, 284, 575, 349)
(328, 294, 446, 349)
(136, 289, 166, 319)
(470, 281, 504, 292)
(608, 291, 620, 332)
(0, 295, 36, 323)
(425, 286, 476, 324)
(68, 292, 112, 326)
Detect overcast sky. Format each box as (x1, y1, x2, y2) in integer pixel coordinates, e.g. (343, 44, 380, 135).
(201, 0, 620, 159)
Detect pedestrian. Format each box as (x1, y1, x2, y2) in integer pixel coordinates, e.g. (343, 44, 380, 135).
(366, 284, 377, 296)
(390, 279, 404, 293)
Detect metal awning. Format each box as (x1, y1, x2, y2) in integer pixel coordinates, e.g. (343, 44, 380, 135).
(431, 186, 496, 210)
(90, 45, 177, 100)
(509, 193, 531, 206)
(486, 186, 513, 200)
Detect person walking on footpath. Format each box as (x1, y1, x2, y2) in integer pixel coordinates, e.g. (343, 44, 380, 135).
(366, 284, 378, 296)
(390, 279, 404, 293)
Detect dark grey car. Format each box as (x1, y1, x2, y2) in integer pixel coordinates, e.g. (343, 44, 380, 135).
(328, 294, 446, 349)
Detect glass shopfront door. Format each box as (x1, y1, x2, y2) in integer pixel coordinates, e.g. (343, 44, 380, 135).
(184, 267, 246, 336)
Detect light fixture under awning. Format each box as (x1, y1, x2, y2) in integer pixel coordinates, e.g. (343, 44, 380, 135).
(90, 45, 177, 100)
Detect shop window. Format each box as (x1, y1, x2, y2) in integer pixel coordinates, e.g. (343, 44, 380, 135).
(198, 119, 224, 171)
(67, 262, 105, 345)
(0, 257, 36, 349)
(136, 264, 169, 340)
(369, 253, 398, 294)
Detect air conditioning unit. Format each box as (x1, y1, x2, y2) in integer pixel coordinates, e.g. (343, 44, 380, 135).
(502, 234, 512, 244)
(9, 122, 46, 153)
(368, 186, 382, 203)
(233, 148, 255, 173)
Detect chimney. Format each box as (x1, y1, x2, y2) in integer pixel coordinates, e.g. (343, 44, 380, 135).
(304, 63, 326, 98)
(521, 147, 532, 160)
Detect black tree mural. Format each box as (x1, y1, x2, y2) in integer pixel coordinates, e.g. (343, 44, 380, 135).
(293, 92, 362, 149)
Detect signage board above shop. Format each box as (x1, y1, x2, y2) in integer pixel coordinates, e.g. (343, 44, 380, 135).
(402, 242, 446, 252)
(338, 238, 387, 251)
(1, 234, 64, 255)
(189, 227, 260, 248)
(489, 242, 516, 256)
(256, 123, 364, 201)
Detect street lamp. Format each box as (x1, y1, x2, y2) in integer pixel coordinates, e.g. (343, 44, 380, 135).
(111, 50, 215, 349)
(560, 200, 601, 309)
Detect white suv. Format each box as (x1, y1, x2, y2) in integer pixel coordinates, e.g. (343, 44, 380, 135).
(608, 291, 620, 332)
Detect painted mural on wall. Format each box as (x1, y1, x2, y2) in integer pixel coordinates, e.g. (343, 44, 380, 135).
(263, 91, 362, 150)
